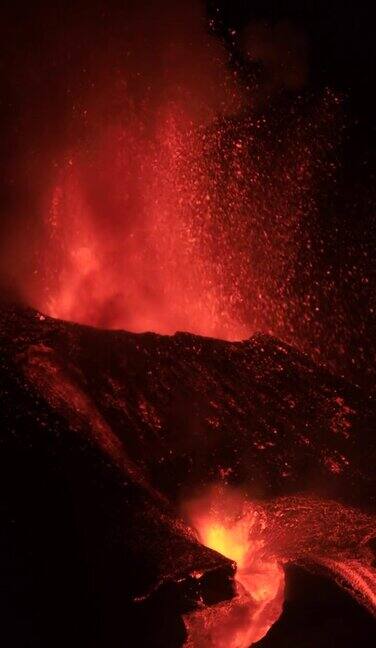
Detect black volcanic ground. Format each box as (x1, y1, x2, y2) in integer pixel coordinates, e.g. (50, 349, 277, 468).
(0, 302, 375, 647)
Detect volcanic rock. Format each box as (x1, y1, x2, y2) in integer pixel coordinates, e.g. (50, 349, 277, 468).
(0, 301, 375, 647)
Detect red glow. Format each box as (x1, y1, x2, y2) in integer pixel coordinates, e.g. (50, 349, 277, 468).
(4, 1, 367, 384)
(22, 2, 339, 343)
(35, 90, 337, 342)
(41, 114, 249, 339)
(183, 488, 376, 646)
(183, 487, 284, 647)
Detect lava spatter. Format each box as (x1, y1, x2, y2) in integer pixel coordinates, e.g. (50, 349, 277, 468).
(37, 90, 339, 349)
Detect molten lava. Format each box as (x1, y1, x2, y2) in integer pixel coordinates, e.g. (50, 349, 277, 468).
(34, 86, 338, 348)
(183, 487, 285, 647)
(16, 0, 342, 355)
(183, 487, 376, 647)
(2, 0, 373, 387)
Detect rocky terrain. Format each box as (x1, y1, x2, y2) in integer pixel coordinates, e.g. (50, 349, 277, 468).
(1, 301, 375, 646)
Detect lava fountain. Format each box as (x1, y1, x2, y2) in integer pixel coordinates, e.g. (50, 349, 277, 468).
(34, 87, 338, 345)
(10, 0, 341, 352)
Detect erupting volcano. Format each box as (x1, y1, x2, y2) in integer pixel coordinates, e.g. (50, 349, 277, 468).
(0, 1, 375, 647)
(4, 2, 346, 368)
(3, 1, 372, 387)
(37, 82, 339, 346)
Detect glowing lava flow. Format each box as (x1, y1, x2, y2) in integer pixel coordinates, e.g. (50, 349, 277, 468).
(183, 489, 376, 647)
(183, 488, 285, 648)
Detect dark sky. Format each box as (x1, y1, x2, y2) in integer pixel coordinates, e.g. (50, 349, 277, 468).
(1, 1, 375, 166)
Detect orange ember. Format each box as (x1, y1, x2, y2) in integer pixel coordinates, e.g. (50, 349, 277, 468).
(183, 486, 284, 648)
